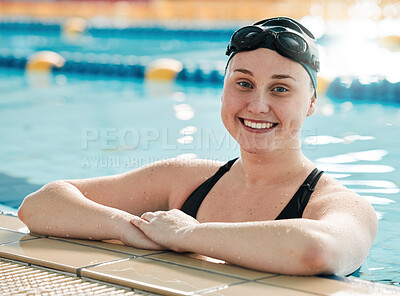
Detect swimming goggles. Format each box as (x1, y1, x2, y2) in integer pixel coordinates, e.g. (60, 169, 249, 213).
(226, 23, 320, 73)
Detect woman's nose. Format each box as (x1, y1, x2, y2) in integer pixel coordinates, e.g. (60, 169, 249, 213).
(247, 93, 270, 114)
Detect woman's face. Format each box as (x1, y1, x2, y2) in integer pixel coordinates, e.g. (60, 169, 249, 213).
(221, 48, 315, 154)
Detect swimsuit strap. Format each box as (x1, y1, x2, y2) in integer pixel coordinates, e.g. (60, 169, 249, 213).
(275, 168, 324, 220)
(181, 157, 239, 218)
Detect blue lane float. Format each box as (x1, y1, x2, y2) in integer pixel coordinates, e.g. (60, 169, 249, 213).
(327, 77, 400, 104)
(0, 50, 225, 85)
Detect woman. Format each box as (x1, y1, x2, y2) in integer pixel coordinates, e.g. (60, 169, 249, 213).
(18, 17, 377, 276)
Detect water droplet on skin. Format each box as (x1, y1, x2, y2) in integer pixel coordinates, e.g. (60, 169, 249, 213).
(88, 236, 92, 240)
(286, 228, 291, 233)
(66, 234, 70, 237)
(111, 215, 116, 219)
(83, 192, 88, 196)
(210, 247, 214, 252)
(237, 256, 241, 260)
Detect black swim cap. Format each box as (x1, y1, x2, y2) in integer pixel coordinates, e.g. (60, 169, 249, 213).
(226, 17, 319, 96)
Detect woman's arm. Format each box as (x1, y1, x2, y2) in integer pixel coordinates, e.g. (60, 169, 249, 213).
(17, 158, 184, 248)
(19, 181, 161, 249)
(132, 191, 378, 275)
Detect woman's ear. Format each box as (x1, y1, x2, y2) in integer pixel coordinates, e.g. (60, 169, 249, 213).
(306, 96, 316, 117)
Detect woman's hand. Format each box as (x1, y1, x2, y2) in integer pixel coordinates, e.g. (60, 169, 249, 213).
(130, 209, 200, 252)
(116, 214, 163, 250)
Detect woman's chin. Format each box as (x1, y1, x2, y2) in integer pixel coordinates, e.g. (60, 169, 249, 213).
(239, 145, 276, 155)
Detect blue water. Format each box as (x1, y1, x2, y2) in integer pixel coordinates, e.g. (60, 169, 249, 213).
(1, 24, 400, 286)
(0, 28, 228, 65)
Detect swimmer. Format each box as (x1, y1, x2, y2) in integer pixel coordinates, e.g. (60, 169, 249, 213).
(18, 17, 377, 276)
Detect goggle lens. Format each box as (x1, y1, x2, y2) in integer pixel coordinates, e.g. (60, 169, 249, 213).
(277, 32, 307, 54)
(233, 27, 265, 50)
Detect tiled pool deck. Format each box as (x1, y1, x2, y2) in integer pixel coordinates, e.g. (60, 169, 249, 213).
(1, 212, 399, 295)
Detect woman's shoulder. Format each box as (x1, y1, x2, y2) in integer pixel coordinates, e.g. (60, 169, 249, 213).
(304, 172, 376, 220)
(145, 157, 228, 209)
(144, 157, 225, 175)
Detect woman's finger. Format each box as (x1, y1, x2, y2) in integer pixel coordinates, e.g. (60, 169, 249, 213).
(130, 216, 149, 229)
(141, 212, 155, 221)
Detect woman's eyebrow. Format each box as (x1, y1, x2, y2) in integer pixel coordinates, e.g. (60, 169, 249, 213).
(271, 74, 296, 81)
(233, 70, 296, 81)
(233, 68, 253, 76)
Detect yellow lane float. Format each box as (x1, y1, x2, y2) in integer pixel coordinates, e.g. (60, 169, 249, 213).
(145, 58, 183, 81)
(26, 51, 65, 72)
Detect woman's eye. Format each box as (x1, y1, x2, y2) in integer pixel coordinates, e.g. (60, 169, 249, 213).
(237, 81, 253, 89)
(272, 86, 288, 93)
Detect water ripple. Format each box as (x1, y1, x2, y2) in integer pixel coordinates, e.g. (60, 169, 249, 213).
(315, 163, 395, 173)
(316, 150, 388, 163)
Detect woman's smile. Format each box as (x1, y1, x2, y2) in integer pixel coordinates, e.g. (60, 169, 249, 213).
(238, 117, 279, 133)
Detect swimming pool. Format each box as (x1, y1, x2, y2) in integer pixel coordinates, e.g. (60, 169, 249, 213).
(1, 20, 400, 286)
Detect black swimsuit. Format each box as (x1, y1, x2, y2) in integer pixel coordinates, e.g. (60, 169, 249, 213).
(181, 158, 324, 220)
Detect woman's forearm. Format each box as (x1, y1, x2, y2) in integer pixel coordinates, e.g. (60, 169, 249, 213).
(18, 181, 129, 240)
(132, 209, 365, 275)
(181, 219, 336, 275)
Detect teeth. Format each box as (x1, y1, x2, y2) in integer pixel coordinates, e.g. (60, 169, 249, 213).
(243, 119, 275, 129)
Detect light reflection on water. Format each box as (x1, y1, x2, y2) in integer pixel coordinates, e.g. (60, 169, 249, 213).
(315, 163, 394, 173)
(316, 149, 387, 163)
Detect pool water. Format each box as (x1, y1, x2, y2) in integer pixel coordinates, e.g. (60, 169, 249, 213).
(1, 68, 400, 285)
(0, 26, 229, 65)
(1, 21, 400, 286)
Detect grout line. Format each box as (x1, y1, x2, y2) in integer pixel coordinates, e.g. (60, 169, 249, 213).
(253, 274, 281, 281)
(253, 274, 345, 295)
(140, 250, 172, 257)
(194, 274, 324, 296)
(0, 226, 43, 236)
(193, 280, 250, 295)
(0, 256, 30, 267)
(79, 275, 140, 293)
(143, 256, 251, 281)
(29, 262, 78, 278)
(76, 256, 136, 277)
(255, 280, 325, 296)
(48, 236, 170, 258)
(0, 236, 42, 246)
